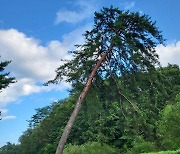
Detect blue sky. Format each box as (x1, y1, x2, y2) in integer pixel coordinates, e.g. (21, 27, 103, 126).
(0, 0, 180, 147)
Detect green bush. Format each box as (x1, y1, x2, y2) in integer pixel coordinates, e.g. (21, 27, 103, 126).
(157, 94, 180, 150)
(63, 142, 120, 154)
(127, 136, 157, 154)
(42, 143, 56, 154)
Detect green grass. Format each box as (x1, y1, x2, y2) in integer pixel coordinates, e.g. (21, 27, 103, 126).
(143, 149, 180, 154)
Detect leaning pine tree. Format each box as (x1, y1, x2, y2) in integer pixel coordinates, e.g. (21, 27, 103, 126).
(48, 7, 164, 154)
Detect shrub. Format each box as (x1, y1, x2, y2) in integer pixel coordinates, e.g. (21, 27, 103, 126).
(42, 143, 56, 154)
(157, 94, 180, 150)
(127, 136, 157, 154)
(63, 142, 120, 154)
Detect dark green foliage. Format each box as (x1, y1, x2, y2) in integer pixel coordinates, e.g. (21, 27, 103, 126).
(42, 143, 57, 154)
(0, 58, 15, 92)
(2, 65, 178, 154)
(127, 136, 157, 154)
(118, 65, 180, 145)
(27, 106, 52, 128)
(48, 7, 163, 86)
(0, 142, 20, 154)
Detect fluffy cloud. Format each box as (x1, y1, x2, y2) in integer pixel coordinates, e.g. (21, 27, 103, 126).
(55, 0, 95, 24)
(0, 78, 70, 107)
(0, 108, 16, 121)
(0, 25, 91, 110)
(0, 26, 180, 120)
(0, 29, 67, 81)
(156, 41, 180, 66)
(0, 109, 8, 115)
(1, 116, 16, 121)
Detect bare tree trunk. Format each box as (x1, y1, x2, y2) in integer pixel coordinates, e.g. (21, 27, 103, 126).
(55, 44, 113, 154)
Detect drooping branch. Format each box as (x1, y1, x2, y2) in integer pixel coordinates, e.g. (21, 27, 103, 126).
(110, 74, 141, 114)
(102, 63, 141, 116)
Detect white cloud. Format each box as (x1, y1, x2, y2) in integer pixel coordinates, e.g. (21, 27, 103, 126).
(0, 29, 72, 82)
(0, 78, 70, 107)
(1, 116, 16, 121)
(0, 108, 16, 121)
(55, 0, 95, 24)
(120, 1, 135, 10)
(156, 41, 180, 66)
(0, 25, 91, 108)
(0, 109, 8, 115)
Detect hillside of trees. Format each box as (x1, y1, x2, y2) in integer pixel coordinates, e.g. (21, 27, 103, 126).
(0, 64, 179, 153)
(0, 7, 180, 154)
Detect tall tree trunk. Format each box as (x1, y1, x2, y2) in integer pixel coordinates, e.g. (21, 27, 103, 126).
(55, 44, 113, 154)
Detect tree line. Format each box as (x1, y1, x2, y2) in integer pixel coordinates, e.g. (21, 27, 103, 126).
(1, 64, 179, 154)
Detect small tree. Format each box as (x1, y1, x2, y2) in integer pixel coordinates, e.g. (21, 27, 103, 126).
(49, 7, 164, 153)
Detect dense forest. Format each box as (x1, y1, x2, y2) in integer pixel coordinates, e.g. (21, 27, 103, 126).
(0, 7, 180, 154)
(1, 64, 180, 154)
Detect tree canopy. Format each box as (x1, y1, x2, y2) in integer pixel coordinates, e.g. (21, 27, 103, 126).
(50, 7, 163, 86)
